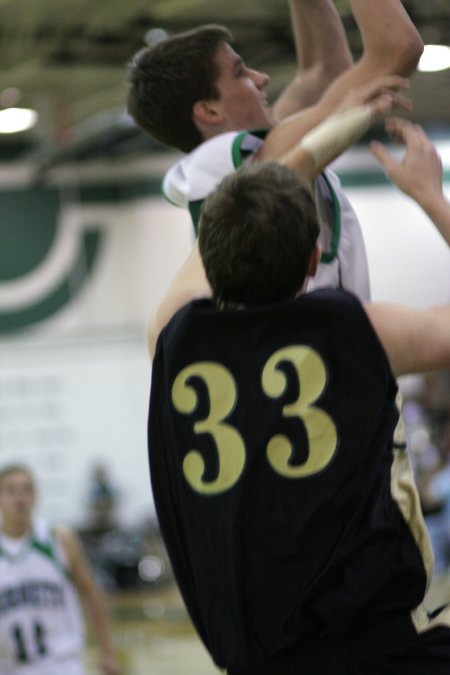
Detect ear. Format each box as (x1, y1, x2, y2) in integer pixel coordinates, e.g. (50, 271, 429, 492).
(307, 243, 322, 278)
(193, 99, 224, 128)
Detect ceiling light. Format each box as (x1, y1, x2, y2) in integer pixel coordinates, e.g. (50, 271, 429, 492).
(0, 107, 38, 134)
(144, 28, 168, 46)
(418, 44, 450, 72)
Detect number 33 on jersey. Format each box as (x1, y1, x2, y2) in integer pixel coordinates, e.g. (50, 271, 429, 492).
(171, 345, 339, 495)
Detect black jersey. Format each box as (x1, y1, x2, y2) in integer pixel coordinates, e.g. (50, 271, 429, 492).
(148, 289, 436, 673)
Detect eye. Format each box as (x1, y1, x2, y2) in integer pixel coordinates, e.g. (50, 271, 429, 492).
(234, 60, 245, 77)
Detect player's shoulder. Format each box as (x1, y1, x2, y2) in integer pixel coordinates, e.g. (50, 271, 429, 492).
(305, 288, 392, 362)
(301, 287, 372, 325)
(163, 298, 215, 338)
(162, 130, 266, 207)
(35, 518, 79, 563)
(302, 286, 360, 308)
(32, 516, 53, 542)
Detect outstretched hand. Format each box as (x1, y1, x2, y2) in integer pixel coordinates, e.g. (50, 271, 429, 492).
(371, 117, 450, 247)
(370, 117, 443, 204)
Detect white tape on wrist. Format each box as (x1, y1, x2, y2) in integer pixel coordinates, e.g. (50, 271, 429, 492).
(299, 105, 373, 169)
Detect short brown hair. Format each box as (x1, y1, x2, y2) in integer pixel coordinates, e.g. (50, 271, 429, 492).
(0, 464, 34, 489)
(198, 162, 320, 306)
(127, 25, 232, 153)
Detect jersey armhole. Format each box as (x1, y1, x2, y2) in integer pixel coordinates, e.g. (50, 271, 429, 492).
(31, 529, 73, 582)
(318, 171, 341, 264)
(231, 129, 268, 168)
(190, 129, 269, 232)
(189, 201, 203, 235)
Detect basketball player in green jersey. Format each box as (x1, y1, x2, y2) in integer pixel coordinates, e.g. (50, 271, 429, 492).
(127, 0, 423, 300)
(0, 465, 120, 675)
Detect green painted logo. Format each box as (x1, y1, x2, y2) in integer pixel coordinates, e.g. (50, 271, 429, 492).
(0, 186, 103, 333)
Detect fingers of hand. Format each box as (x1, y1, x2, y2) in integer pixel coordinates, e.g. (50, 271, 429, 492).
(361, 75, 410, 101)
(385, 117, 423, 143)
(384, 120, 440, 179)
(370, 92, 412, 120)
(383, 91, 412, 112)
(344, 77, 410, 110)
(370, 141, 395, 174)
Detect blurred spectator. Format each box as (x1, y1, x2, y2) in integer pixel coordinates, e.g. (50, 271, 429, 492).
(0, 464, 120, 675)
(86, 463, 118, 533)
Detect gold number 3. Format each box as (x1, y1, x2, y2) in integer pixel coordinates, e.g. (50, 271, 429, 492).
(171, 346, 338, 495)
(172, 362, 246, 495)
(262, 346, 338, 477)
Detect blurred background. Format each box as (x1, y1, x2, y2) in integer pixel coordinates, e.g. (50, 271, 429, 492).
(1, 0, 450, 673)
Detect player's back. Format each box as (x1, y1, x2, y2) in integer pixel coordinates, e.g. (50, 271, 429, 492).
(149, 289, 430, 673)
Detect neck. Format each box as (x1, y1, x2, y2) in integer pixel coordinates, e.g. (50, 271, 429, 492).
(200, 128, 222, 143)
(2, 521, 31, 539)
(197, 121, 231, 144)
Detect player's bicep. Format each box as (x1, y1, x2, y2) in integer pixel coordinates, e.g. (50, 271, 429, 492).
(364, 302, 450, 377)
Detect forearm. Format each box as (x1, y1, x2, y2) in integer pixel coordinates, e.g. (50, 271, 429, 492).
(261, 101, 325, 161)
(311, 1, 422, 115)
(279, 105, 374, 180)
(349, 0, 423, 76)
(274, 0, 352, 119)
(289, 0, 352, 73)
(419, 194, 450, 247)
(275, 0, 423, 123)
(84, 588, 115, 654)
(260, 74, 409, 163)
(82, 587, 119, 674)
(149, 244, 211, 358)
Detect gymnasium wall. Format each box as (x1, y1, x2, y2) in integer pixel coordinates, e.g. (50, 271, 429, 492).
(0, 145, 449, 528)
(0, 154, 193, 528)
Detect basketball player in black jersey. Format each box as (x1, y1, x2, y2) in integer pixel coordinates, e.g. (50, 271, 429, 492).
(148, 118, 450, 674)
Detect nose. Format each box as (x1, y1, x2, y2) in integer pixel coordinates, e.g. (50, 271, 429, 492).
(250, 68, 269, 90)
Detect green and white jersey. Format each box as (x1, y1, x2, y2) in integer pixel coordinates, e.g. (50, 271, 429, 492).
(0, 520, 85, 675)
(162, 130, 371, 301)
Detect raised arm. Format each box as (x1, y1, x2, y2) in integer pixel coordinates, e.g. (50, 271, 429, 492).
(260, 0, 423, 161)
(371, 118, 450, 246)
(149, 244, 211, 358)
(365, 302, 450, 377)
(279, 87, 410, 179)
(273, 0, 353, 120)
(314, 0, 423, 109)
(352, 0, 422, 75)
(365, 117, 450, 377)
(260, 73, 411, 163)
